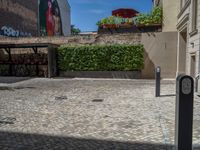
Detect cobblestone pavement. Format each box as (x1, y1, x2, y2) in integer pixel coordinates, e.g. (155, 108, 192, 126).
(0, 77, 200, 150)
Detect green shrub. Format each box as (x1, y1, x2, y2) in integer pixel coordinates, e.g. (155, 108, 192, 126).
(96, 16, 134, 26)
(135, 7, 162, 26)
(58, 45, 144, 71)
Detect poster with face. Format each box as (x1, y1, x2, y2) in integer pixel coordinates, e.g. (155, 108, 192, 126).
(39, 0, 62, 36)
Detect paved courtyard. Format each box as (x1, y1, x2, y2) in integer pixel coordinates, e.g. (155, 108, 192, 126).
(0, 77, 200, 150)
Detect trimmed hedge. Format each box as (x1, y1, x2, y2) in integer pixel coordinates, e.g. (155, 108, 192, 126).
(58, 45, 144, 71)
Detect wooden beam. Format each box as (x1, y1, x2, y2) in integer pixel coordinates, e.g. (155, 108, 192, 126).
(4, 48, 11, 55)
(32, 47, 38, 54)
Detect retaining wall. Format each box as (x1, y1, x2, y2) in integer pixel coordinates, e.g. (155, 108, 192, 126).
(0, 32, 178, 78)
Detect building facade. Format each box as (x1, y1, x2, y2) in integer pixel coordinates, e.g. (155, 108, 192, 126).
(0, 0, 38, 37)
(0, 0, 71, 37)
(176, 0, 200, 80)
(153, 0, 180, 32)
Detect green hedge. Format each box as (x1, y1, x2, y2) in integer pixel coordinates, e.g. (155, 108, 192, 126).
(58, 45, 144, 71)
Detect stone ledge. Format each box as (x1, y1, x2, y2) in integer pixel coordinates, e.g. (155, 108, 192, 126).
(59, 71, 142, 79)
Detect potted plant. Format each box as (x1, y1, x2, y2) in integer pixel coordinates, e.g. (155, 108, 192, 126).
(135, 7, 162, 27)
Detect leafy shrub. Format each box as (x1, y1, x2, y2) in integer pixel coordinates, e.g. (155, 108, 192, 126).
(58, 45, 144, 71)
(135, 7, 162, 26)
(96, 16, 135, 26)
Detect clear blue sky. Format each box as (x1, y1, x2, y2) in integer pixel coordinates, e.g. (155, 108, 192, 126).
(68, 0, 153, 32)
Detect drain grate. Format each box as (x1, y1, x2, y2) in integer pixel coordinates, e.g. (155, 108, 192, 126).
(0, 117, 16, 124)
(55, 96, 68, 101)
(92, 99, 104, 102)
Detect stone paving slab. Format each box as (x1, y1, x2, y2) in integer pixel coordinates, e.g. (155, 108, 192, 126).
(0, 78, 199, 150)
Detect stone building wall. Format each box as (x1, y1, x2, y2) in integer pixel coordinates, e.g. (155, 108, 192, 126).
(0, 33, 141, 45)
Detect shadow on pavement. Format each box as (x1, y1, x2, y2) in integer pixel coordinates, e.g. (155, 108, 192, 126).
(0, 77, 32, 84)
(0, 131, 175, 150)
(160, 94, 176, 97)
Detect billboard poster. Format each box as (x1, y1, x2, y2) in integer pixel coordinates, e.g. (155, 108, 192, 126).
(39, 0, 62, 36)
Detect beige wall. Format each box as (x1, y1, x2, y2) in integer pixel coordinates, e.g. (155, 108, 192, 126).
(162, 0, 180, 32)
(141, 32, 178, 78)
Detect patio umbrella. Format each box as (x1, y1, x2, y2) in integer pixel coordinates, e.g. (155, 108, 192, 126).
(112, 8, 139, 18)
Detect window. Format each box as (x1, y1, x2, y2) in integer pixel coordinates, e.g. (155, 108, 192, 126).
(191, 0, 198, 32)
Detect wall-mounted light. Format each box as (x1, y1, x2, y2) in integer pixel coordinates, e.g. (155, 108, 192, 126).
(190, 42, 195, 48)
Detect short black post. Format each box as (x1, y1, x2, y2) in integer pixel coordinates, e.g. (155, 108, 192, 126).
(155, 66, 161, 97)
(195, 75, 199, 92)
(175, 75, 194, 150)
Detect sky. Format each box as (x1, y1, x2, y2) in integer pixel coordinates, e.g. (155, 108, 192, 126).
(68, 0, 153, 32)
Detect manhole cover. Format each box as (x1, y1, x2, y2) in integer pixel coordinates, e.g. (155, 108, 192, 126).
(92, 99, 104, 102)
(0, 117, 16, 124)
(55, 96, 68, 100)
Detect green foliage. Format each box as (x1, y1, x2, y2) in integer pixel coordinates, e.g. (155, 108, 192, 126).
(58, 45, 144, 71)
(96, 15, 134, 26)
(135, 7, 162, 26)
(98, 16, 115, 25)
(71, 25, 81, 35)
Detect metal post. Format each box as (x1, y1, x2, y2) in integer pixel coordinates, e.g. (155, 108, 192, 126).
(175, 74, 194, 150)
(195, 74, 199, 92)
(155, 66, 161, 97)
(37, 0, 40, 36)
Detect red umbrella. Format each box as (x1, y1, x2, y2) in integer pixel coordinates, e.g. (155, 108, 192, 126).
(112, 8, 139, 18)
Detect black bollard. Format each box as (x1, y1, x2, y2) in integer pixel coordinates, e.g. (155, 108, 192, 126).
(195, 74, 199, 92)
(175, 74, 194, 150)
(155, 66, 161, 97)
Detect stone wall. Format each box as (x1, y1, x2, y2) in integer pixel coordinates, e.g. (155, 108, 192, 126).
(0, 33, 141, 45)
(0, 32, 178, 78)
